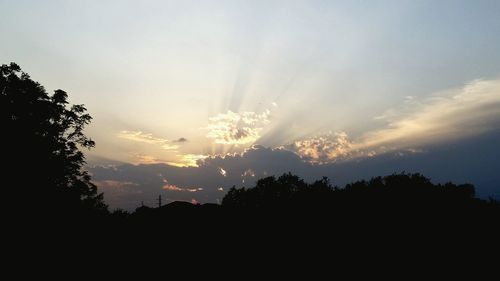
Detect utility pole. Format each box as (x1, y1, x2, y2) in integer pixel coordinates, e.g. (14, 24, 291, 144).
(157, 195, 162, 208)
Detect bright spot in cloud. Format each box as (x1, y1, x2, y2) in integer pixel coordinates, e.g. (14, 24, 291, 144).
(169, 154, 208, 167)
(218, 167, 227, 177)
(217, 187, 224, 191)
(161, 176, 202, 192)
(241, 169, 255, 177)
(162, 184, 184, 191)
(206, 110, 271, 145)
(132, 153, 166, 164)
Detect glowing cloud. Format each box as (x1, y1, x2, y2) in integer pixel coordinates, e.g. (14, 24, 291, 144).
(168, 154, 208, 167)
(218, 167, 227, 177)
(161, 176, 202, 192)
(162, 183, 184, 191)
(206, 110, 271, 145)
(291, 132, 352, 164)
(118, 130, 179, 150)
(94, 180, 138, 189)
(241, 169, 256, 177)
(356, 77, 500, 152)
(291, 77, 500, 164)
(132, 154, 167, 164)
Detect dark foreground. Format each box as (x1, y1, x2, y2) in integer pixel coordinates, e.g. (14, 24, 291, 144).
(9, 173, 500, 273)
(20, 173, 500, 242)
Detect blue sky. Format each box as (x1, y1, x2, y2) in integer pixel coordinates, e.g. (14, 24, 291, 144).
(1, 1, 500, 209)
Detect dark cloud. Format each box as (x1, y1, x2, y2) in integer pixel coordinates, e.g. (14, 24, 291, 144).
(90, 145, 306, 210)
(174, 137, 188, 143)
(90, 131, 500, 211)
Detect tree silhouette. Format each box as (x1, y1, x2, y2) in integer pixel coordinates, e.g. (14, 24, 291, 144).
(222, 173, 333, 210)
(221, 172, 497, 218)
(1, 62, 107, 217)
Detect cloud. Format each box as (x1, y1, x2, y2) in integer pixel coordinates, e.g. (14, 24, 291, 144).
(161, 183, 184, 192)
(118, 130, 166, 144)
(91, 78, 500, 210)
(93, 180, 143, 210)
(206, 110, 271, 145)
(174, 137, 188, 143)
(132, 154, 168, 164)
(94, 180, 139, 189)
(118, 130, 179, 150)
(162, 183, 202, 193)
(168, 154, 208, 167)
(161, 173, 201, 192)
(218, 167, 227, 177)
(290, 77, 500, 164)
(356, 77, 500, 152)
(90, 145, 308, 210)
(290, 132, 353, 164)
(241, 169, 255, 178)
(128, 152, 205, 167)
(90, 133, 500, 211)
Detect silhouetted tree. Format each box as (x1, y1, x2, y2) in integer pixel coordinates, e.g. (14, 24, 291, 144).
(1, 62, 107, 217)
(220, 172, 497, 219)
(222, 173, 308, 209)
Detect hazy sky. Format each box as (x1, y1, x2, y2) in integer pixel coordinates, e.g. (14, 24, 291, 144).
(2, 1, 500, 209)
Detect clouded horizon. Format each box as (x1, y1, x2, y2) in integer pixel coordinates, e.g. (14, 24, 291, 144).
(2, 0, 499, 209)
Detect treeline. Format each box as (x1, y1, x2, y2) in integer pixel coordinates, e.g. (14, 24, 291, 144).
(100, 173, 499, 245)
(111, 172, 500, 222)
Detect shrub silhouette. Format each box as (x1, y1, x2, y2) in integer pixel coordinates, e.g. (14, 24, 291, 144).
(1, 62, 107, 218)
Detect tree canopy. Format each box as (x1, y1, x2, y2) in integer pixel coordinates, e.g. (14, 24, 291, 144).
(1, 62, 107, 217)
(221, 172, 483, 214)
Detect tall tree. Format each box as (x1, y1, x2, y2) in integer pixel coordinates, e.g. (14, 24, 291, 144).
(1, 62, 107, 217)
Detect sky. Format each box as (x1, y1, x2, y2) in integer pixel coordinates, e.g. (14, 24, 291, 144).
(1, 0, 500, 210)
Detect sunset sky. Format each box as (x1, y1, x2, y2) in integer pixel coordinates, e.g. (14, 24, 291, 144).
(2, 0, 500, 209)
